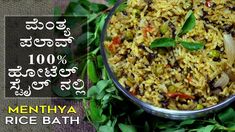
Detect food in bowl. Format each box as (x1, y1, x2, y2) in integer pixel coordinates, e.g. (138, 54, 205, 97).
(104, 0, 235, 110)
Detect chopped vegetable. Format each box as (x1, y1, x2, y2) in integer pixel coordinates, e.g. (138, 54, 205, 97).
(143, 25, 153, 37)
(166, 92, 195, 99)
(223, 34, 235, 65)
(205, 0, 212, 8)
(160, 23, 169, 34)
(214, 72, 230, 88)
(208, 50, 220, 58)
(196, 104, 204, 110)
(226, 69, 235, 82)
(112, 36, 122, 45)
(125, 30, 134, 40)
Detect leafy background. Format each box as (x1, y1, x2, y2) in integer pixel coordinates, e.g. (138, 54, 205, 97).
(53, 0, 235, 132)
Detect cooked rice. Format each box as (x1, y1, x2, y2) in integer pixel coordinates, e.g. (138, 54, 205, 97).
(104, 0, 235, 110)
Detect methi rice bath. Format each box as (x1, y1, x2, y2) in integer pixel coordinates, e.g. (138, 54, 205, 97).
(104, 0, 235, 110)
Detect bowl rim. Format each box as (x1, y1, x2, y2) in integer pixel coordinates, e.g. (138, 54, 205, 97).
(100, 0, 235, 119)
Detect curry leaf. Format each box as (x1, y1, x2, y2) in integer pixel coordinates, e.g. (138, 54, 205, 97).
(178, 10, 196, 36)
(150, 38, 176, 48)
(179, 41, 204, 51)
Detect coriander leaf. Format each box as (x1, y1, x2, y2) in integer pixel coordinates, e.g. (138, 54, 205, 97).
(178, 10, 196, 36)
(118, 123, 137, 132)
(150, 38, 176, 49)
(179, 41, 204, 51)
(196, 125, 215, 132)
(218, 108, 235, 125)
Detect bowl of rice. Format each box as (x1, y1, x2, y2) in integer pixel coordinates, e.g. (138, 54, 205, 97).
(100, 0, 235, 119)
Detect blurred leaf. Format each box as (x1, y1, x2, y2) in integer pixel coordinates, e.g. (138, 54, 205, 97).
(144, 121, 150, 132)
(89, 3, 107, 12)
(87, 86, 98, 97)
(54, 6, 61, 16)
(118, 123, 137, 132)
(196, 125, 215, 132)
(179, 119, 195, 127)
(218, 108, 235, 125)
(97, 55, 104, 68)
(97, 80, 110, 93)
(89, 99, 107, 123)
(108, 0, 118, 6)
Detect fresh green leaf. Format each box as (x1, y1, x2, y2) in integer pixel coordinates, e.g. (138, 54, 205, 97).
(162, 128, 185, 132)
(156, 121, 178, 129)
(179, 41, 204, 51)
(89, 99, 107, 123)
(108, 0, 117, 6)
(178, 10, 196, 36)
(98, 120, 114, 132)
(98, 125, 114, 132)
(105, 86, 116, 93)
(87, 59, 99, 83)
(118, 123, 137, 132)
(97, 80, 110, 93)
(87, 86, 98, 97)
(179, 119, 195, 126)
(116, 2, 127, 12)
(218, 108, 235, 125)
(72, 4, 90, 16)
(196, 125, 215, 132)
(131, 109, 144, 118)
(97, 55, 103, 68)
(150, 38, 176, 49)
(75, 32, 94, 46)
(89, 3, 107, 13)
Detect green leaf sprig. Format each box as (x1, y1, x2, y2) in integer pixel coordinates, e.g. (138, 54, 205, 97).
(150, 10, 204, 51)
